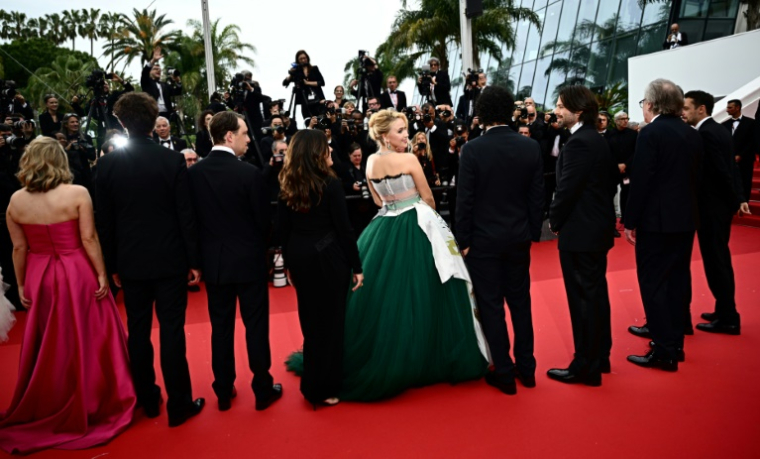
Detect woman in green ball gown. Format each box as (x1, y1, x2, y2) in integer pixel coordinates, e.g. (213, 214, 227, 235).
(288, 110, 489, 402)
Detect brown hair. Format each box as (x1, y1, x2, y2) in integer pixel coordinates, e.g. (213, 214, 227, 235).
(17, 137, 73, 192)
(208, 111, 244, 145)
(558, 85, 599, 126)
(278, 130, 335, 212)
(197, 109, 215, 130)
(113, 92, 159, 136)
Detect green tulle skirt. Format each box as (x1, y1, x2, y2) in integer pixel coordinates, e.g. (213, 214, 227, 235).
(287, 207, 488, 401)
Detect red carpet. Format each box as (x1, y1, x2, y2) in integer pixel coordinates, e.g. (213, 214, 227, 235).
(2, 228, 759, 458)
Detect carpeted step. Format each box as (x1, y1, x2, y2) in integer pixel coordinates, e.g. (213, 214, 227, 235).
(733, 212, 760, 228)
(752, 188, 760, 201)
(748, 200, 760, 216)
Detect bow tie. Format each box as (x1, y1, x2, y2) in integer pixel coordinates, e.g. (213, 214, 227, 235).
(732, 118, 740, 122)
(161, 140, 171, 146)
(389, 91, 396, 94)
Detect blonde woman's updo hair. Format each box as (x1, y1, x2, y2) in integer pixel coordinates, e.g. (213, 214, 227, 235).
(16, 137, 73, 193)
(368, 109, 408, 151)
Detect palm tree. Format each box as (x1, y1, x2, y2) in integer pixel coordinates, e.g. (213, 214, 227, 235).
(26, 54, 97, 110)
(376, 0, 539, 83)
(187, 18, 255, 87)
(43, 13, 68, 46)
(101, 8, 181, 69)
(4, 11, 30, 41)
(80, 8, 102, 57)
(98, 13, 125, 72)
(62, 9, 84, 51)
(595, 81, 627, 113)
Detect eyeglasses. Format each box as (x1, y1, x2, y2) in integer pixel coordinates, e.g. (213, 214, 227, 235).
(639, 99, 646, 108)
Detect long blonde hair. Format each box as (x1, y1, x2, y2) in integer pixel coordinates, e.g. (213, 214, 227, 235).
(17, 137, 73, 192)
(412, 131, 433, 161)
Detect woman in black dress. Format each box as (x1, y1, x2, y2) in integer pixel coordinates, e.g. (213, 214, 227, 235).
(195, 110, 214, 158)
(38, 95, 62, 137)
(282, 50, 326, 118)
(278, 130, 363, 409)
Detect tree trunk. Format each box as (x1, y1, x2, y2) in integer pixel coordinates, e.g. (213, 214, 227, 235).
(90, 38, 94, 57)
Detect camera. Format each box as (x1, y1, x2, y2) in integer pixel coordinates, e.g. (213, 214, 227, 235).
(436, 108, 452, 119)
(85, 69, 114, 91)
(0, 80, 16, 100)
(547, 113, 558, 124)
(166, 68, 181, 79)
(465, 68, 482, 88)
(417, 65, 433, 97)
(416, 142, 427, 151)
(305, 116, 332, 130)
(261, 125, 286, 136)
(455, 136, 467, 147)
(12, 119, 35, 130)
(354, 178, 371, 200)
(1, 134, 25, 150)
(231, 73, 246, 90)
(515, 105, 528, 120)
(422, 113, 433, 123)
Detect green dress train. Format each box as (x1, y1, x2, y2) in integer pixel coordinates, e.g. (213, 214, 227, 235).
(287, 173, 489, 401)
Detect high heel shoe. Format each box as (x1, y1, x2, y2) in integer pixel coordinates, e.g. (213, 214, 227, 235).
(309, 397, 340, 411)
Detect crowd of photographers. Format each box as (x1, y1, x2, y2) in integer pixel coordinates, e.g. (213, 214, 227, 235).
(1, 49, 651, 244)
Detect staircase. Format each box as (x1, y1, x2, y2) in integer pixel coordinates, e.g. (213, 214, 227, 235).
(733, 163, 760, 228)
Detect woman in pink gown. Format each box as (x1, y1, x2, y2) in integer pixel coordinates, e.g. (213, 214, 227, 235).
(0, 137, 136, 454)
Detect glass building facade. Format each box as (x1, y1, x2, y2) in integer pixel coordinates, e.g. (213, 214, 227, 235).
(443, 0, 742, 109)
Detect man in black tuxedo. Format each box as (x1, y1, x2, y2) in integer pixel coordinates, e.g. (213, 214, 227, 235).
(187, 111, 283, 412)
(419, 58, 453, 106)
(380, 75, 407, 111)
(540, 114, 569, 215)
(684, 91, 746, 335)
(456, 71, 486, 123)
(723, 99, 759, 202)
(547, 86, 617, 387)
(456, 85, 544, 395)
(625, 79, 703, 372)
(608, 112, 637, 226)
(154, 116, 188, 152)
(413, 104, 452, 181)
(141, 47, 182, 119)
(96, 92, 204, 426)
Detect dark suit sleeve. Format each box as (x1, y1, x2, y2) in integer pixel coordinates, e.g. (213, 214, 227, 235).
(94, 161, 117, 273)
(455, 143, 476, 248)
(549, 137, 595, 232)
(141, 64, 152, 92)
(436, 72, 451, 95)
(703, 127, 741, 212)
(172, 155, 200, 269)
(624, 128, 658, 230)
(312, 66, 326, 89)
(249, 167, 271, 244)
(327, 180, 362, 273)
(529, 144, 545, 241)
(276, 199, 292, 269)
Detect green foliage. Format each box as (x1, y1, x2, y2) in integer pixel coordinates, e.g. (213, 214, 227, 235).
(101, 8, 181, 70)
(0, 37, 96, 89)
(25, 54, 97, 111)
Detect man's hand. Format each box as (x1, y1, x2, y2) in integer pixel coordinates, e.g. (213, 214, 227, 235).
(738, 202, 751, 216)
(244, 81, 254, 91)
(461, 247, 469, 257)
(151, 46, 163, 63)
(112, 73, 123, 83)
(350, 79, 358, 88)
(15, 94, 26, 105)
(112, 273, 122, 288)
(309, 117, 318, 129)
(188, 269, 201, 286)
(735, 155, 741, 163)
(618, 164, 626, 173)
(71, 95, 80, 104)
(625, 228, 636, 246)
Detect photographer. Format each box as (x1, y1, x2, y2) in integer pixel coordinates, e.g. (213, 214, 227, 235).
(195, 110, 214, 158)
(60, 113, 95, 192)
(39, 94, 64, 137)
(225, 72, 271, 140)
(259, 115, 288, 164)
(342, 144, 376, 237)
(456, 70, 487, 123)
(541, 111, 568, 216)
(380, 75, 407, 111)
(412, 104, 450, 181)
(349, 52, 383, 112)
(207, 92, 228, 113)
(141, 46, 182, 119)
(0, 123, 25, 310)
(4, 93, 35, 122)
(72, 71, 134, 144)
(282, 50, 325, 118)
(417, 58, 452, 106)
(337, 110, 375, 164)
(525, 105, 545, 142)
(411, 131, 440, 188)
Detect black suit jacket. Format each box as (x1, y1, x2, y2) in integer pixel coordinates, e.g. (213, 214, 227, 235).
(95, 136, 199, 279)
(380, 90, 407, 111)
(663, 31, 688, 49)
(433, 70, 453, 106)
(625, 115, 703, 233)
(141, 64, 181, 113)
(722, 116, 759, 166)
(187, 149, 270, 284)
(698, 117, 742, 214)
(550, 124, 617, 252)
(456, 125, 544, 254)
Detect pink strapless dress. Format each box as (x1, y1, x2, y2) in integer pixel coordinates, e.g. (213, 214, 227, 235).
(0, 219, 136, 454)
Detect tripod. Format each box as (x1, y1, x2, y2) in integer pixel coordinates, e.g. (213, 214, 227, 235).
(81, 91, 111, 148)
(355, 68, 376, 113)
(287, 82, 316, 120)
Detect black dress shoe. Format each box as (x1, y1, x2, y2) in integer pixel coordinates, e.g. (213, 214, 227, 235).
(143, 395, 163, 419)
(600, 359, 611, 374)
(546, 368, 601, 387)
(696, 320, 741, 336)
(627, 350, 677, 371)
(701, 312, 717, 322)
(218, 386, 237, 412)
(255, 384, 283, 411)
(515, 372, 536, 388)
(648, 341, 685, 362)
(628, 324, 651, 338)
(168, 398, 205, 427)
(613, 230, 621, 238)
(485, 372, 517, 395)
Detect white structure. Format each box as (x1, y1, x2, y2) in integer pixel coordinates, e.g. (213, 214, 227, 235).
(628, 28, 760, 122)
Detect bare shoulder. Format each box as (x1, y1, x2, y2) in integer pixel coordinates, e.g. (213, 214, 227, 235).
(7, 188, 29, 209)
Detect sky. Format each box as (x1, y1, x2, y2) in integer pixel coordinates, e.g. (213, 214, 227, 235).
(11, 0, 420, 110)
